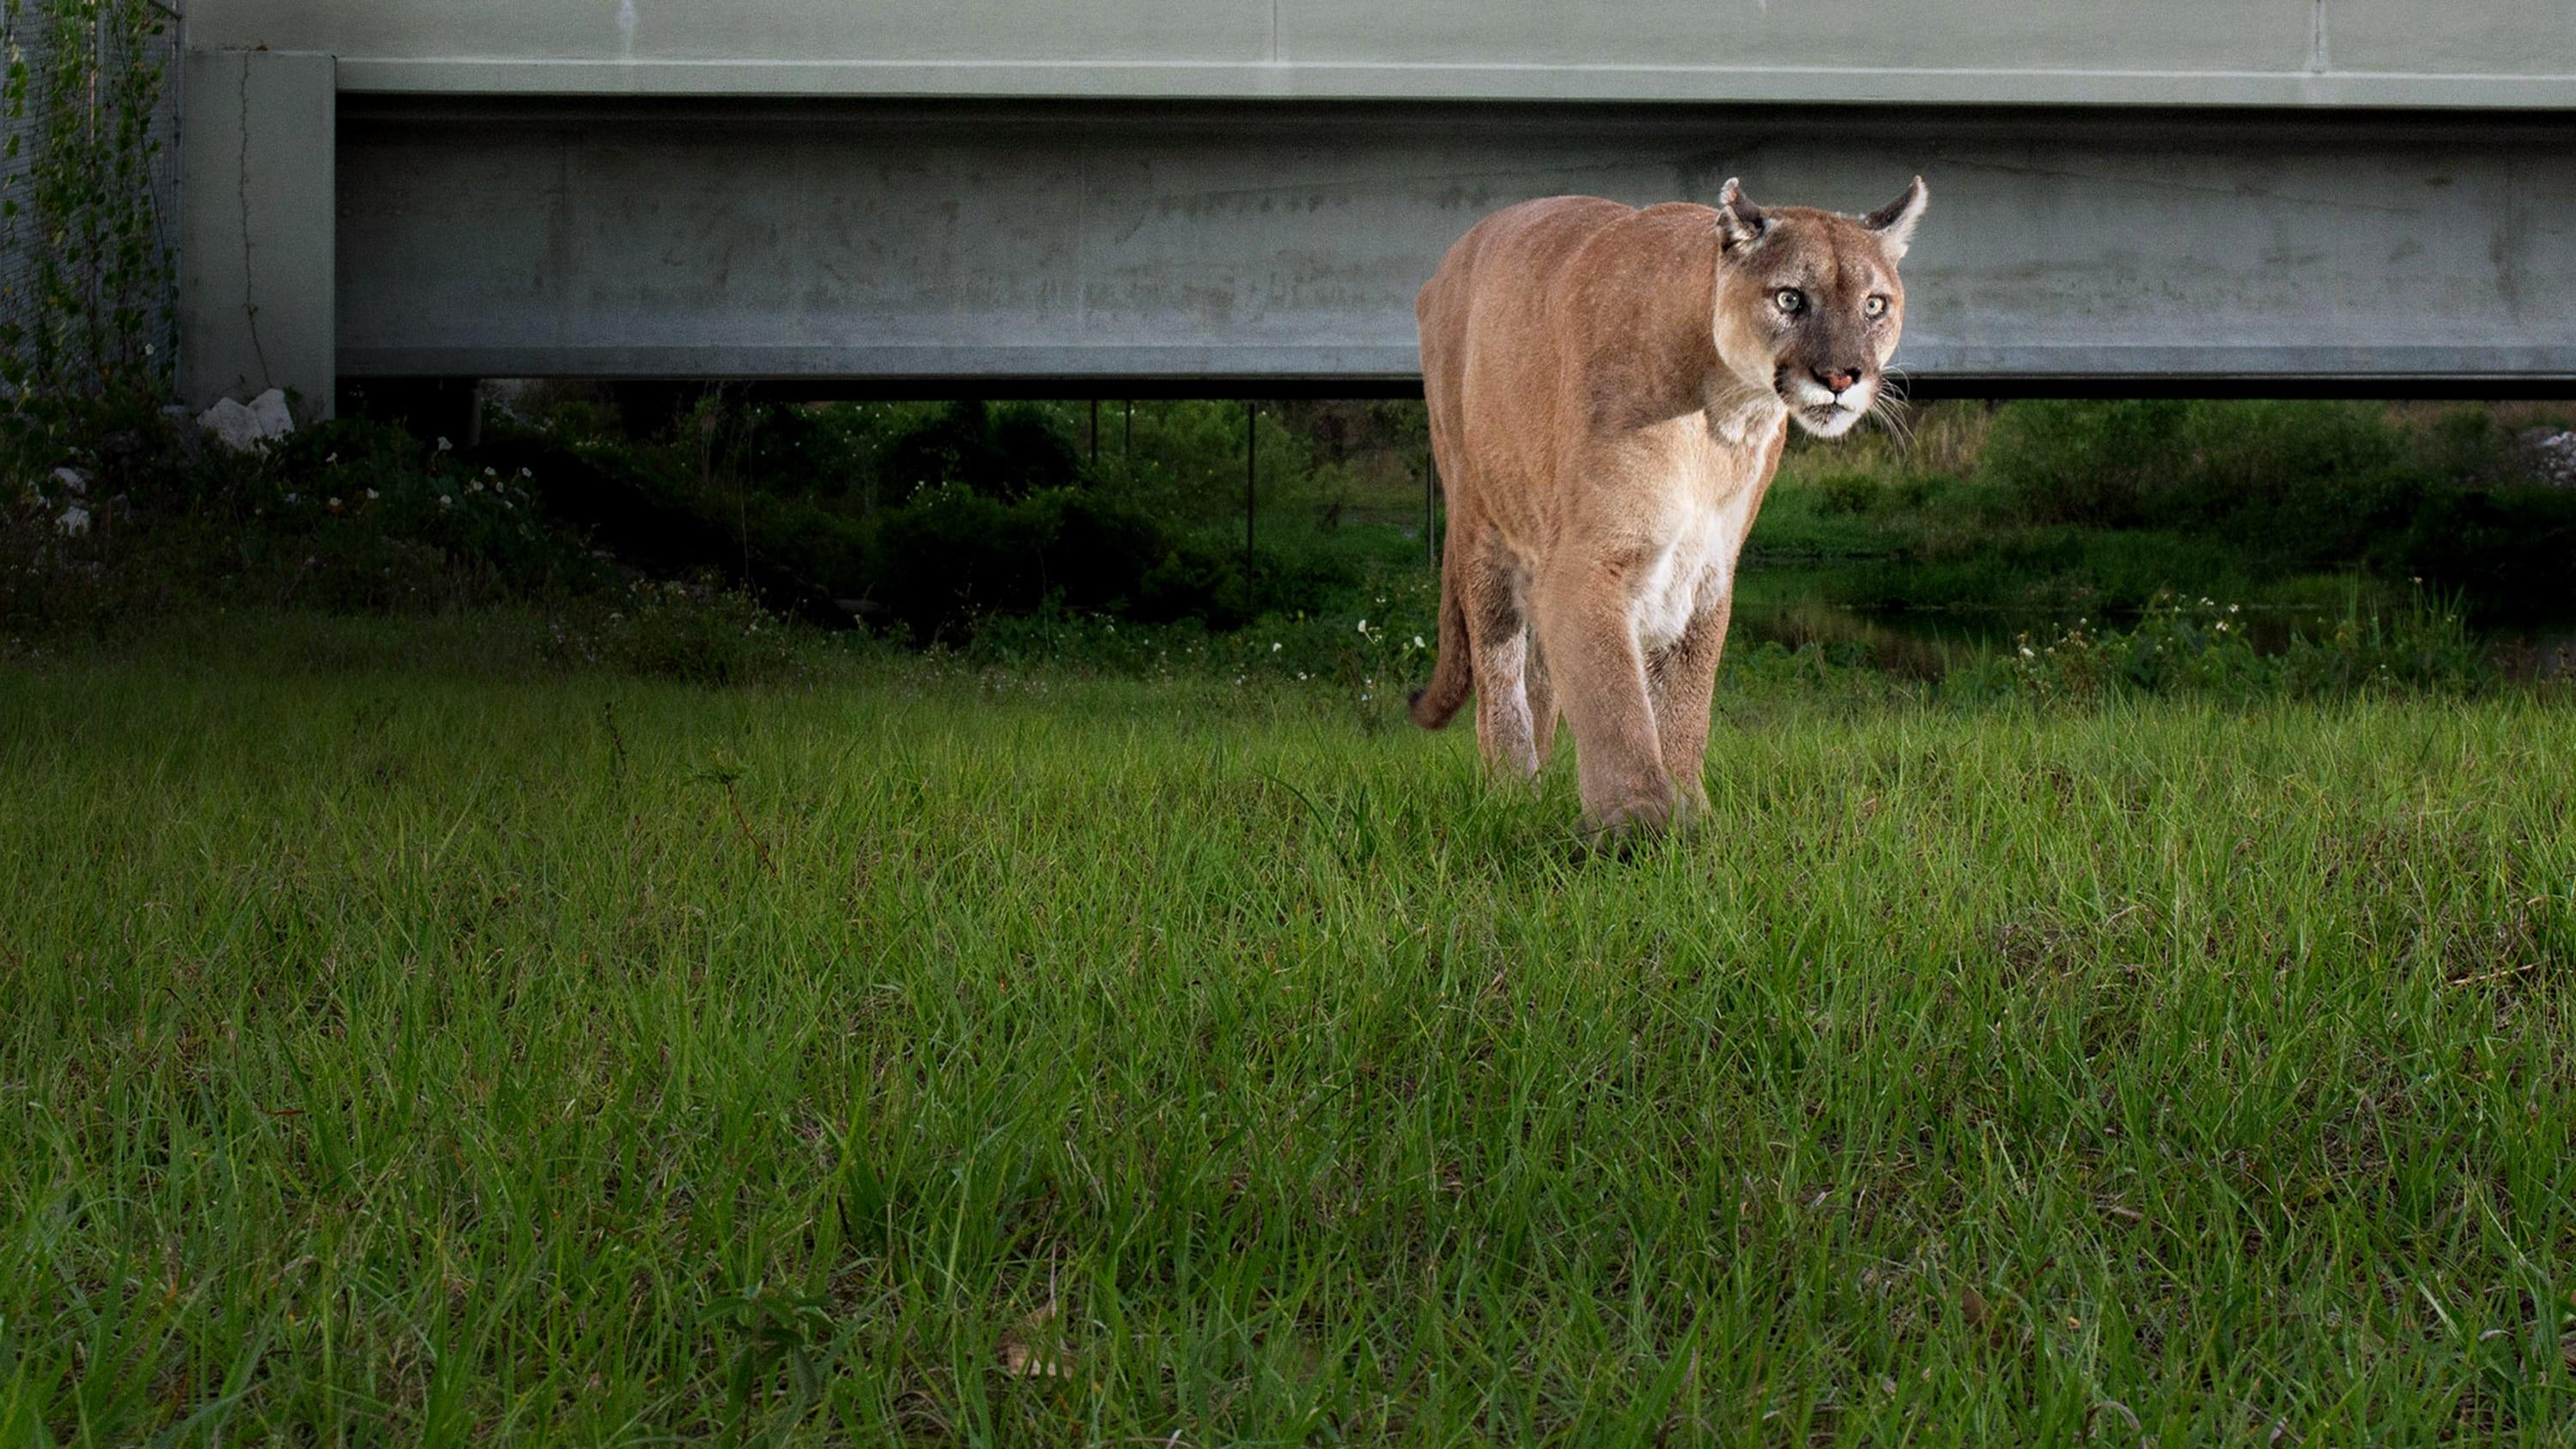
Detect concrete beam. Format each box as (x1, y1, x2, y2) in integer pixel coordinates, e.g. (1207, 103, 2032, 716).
(335, 99, 2576, 391)
(315, 64, 2576, 112)
(181, 0, 2576, 111)
(179, 50, 336, 418)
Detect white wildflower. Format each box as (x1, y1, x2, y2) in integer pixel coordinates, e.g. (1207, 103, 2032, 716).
(434, 436, 452, 452)
(1413, 634, 1426, 649)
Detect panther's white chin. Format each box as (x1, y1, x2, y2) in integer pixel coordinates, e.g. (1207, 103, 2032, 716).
(1790, 401, 1862, 438)
(1778, 376, 1873, 438)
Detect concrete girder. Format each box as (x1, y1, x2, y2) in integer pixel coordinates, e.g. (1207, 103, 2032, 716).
(330, 98, 2576, 395)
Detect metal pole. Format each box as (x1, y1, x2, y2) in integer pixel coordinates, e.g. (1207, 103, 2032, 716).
(1243, 400, 1257, 603)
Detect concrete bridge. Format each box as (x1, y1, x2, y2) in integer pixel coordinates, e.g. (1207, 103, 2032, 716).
(177, 2, 2576, 415)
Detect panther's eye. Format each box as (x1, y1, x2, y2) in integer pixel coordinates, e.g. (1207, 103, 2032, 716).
(1775, 288, 1805, 315)
(1863, 294, 1890, 318)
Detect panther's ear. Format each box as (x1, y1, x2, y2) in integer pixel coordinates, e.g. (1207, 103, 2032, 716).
(1716, 177, 1768, 253)
(1861, 175, 1928, 261)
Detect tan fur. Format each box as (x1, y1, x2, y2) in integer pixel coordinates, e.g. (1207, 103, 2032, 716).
(1410, 178, 1926, 833)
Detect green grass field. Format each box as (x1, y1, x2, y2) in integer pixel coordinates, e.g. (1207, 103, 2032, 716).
(7, 618, 2576, 1443)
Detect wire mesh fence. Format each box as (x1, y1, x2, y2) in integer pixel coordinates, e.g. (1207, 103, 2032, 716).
(0, 28, 39, 356)
(0, 0, 184, 402)
(121, 2, 183, 373)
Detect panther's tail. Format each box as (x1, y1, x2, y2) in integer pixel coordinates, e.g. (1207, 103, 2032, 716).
(1407, 558, 1471, 729)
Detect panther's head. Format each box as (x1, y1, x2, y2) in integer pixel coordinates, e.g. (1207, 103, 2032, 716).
(1710, 176, 1927, 439)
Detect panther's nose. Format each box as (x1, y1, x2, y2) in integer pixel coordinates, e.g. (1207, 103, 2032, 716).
(1815, 366, 1862, 395)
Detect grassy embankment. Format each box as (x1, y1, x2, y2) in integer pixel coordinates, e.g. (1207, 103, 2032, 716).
(6, 617, 2574, 1442)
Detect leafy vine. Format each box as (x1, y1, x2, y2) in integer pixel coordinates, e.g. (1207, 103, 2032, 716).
(0, 0, 176, 433)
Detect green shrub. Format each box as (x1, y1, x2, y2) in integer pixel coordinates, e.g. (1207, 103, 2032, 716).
(1814, 470, 1885, 514)
(728, 401, 881, 502)
(1889, 472, 1946, 510)
(868, 483, 1160, 636)
(463, 400, 1406, 644)
(2, 412, 625, 634)
(1986, 397, 2419, 543)
(2420, 404, 2515, 482)
(1951, 590, 2488, 703)
(465, 427, 860, 626)
(548, 581, 806, 685)
(878, 400, 1082, 501)
(1969, 398, 2576, 616)
(1984, 399, 2190, 527)
(2169, 400, 2428, 561)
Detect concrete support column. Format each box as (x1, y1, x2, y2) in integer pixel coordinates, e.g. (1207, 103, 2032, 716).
(179, 49, 336, 419)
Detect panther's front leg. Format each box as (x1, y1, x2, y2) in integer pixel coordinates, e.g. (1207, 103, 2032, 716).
(1533, 553, 1674, 834)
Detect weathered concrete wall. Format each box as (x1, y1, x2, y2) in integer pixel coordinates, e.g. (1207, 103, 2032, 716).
(191, 0, 2576, 107)
(179, 50, 336, 415)
(335, 100, 2576, 390)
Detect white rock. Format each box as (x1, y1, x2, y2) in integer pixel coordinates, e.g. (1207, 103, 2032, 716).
(56, 503, 89, 537)
(197, 397, 264, 452)
(50, 465, 88, 496)
(197, 388, 296, 452)
(246, 387, 295, 439)
(2527, 429, 2576, 488)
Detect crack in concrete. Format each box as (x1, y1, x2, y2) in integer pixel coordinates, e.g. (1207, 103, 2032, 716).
(235, 58, 270, 390)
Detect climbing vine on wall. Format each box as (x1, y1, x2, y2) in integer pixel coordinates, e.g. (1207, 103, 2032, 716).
(0, 0, 176, 415)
